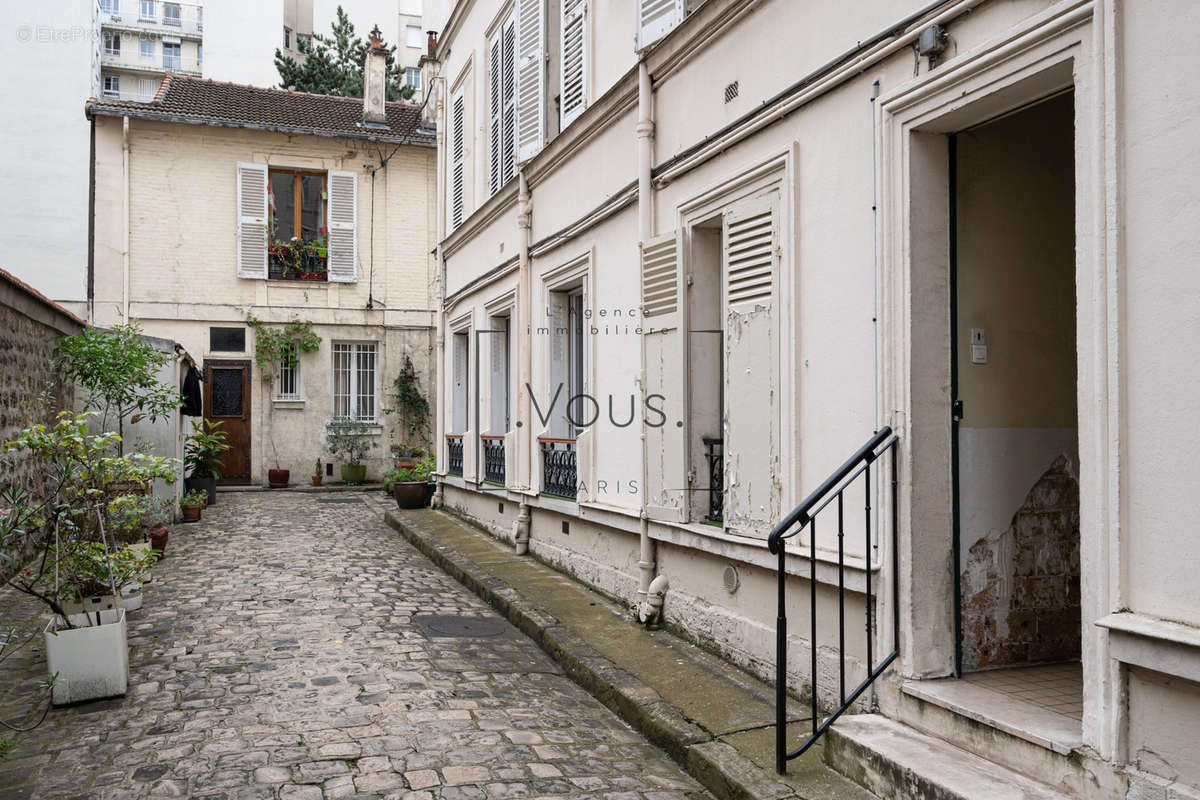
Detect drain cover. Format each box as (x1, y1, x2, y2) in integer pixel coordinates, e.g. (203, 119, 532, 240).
(316, 498, 364, 504)
(414, 615, 508, 638)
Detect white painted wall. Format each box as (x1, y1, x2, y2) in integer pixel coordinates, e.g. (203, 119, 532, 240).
(0, 0, 95, 302)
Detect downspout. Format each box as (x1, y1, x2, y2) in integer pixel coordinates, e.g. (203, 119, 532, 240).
(513, 169, 532, 554)
(87, 117, 96, 324)
(635, 58, 656, 608)
(121, 116, 130, 321)
(432, 75, 448, 509)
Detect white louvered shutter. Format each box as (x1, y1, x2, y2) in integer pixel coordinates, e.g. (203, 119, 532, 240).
(501, 15, 516, 181)
(450, 90, 465, 229)
(488, 33, 502, 195)
(515, 0, 545, 162)
(560, 0, 587, 128)
(640, 231, 685, 522)
(326, 170, 358, 282)
(722, 193, 780, 537)
(236, 162, 268, 279)
(637, 0, 684, 50)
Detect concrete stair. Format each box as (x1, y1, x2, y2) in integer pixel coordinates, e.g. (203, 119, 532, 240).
(824, 714, 1073, 800)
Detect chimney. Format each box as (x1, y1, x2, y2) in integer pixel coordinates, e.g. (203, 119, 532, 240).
(426, 31, 438, 59)
(363, 25, 388, 126)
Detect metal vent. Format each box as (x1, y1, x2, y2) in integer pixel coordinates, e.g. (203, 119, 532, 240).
(723, 565, 740, 594)
(724, 80, 739, 103)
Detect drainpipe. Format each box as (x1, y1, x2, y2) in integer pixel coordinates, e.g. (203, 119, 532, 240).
(121, 116, 130, 322)
(513, 169, 533, 554)
(432, 76, 448, 510)
(636, 58, 656, 607)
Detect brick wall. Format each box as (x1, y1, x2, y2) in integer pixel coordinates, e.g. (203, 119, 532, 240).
(961, 454, 1081, 671)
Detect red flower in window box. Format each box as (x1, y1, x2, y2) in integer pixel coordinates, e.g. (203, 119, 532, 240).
(297, 272, 325, 281)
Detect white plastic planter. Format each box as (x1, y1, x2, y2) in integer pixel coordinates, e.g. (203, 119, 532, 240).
(121, 582, 143, 612)
(44, 608, 129, 705)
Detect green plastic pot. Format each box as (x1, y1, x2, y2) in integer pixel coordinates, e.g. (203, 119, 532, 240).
(341, 463, 367, 485)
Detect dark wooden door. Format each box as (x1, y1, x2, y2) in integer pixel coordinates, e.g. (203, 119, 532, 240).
(204, 360, 251, 484)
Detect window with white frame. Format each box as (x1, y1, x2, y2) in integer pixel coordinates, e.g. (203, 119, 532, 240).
(139, 37, 153, 59)
(332, 343, 377, 421)
(139, 0, 155, 21)
(276, 343, 301, 400)
(103, 32, 120, 56)
(138, 78, 155, 99)
(101, 0, 119, 13)
(547, 287, 585, 437)
(163, 2, 180, 25)
(405, 25, 423, 49)
(405, 67, 421, 91)
(451, 331, 469, 433)
(162, 41, 180, 70)
(102, 75, 120, 97)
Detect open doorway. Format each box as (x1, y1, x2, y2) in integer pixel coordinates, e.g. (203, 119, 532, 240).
(951, 91, 1080, 710)
(687, 216, 724, 524)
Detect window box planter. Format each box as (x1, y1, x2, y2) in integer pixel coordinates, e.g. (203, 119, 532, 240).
(297, 272, 326, 281)
(44, 608, 129, 705)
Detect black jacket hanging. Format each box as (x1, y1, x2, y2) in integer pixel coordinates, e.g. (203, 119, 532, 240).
(181, 365, 204, 417)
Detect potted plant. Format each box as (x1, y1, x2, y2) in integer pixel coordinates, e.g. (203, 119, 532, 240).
(390, 444, 427, 469)
(184, 418, 229, 505)
(142, 496, 171, 558)
(312, 459, 324, 486)
(326, 416, 375, 484)
(181, 489, 206, 521)
(1, 412, 177, 705)
(385, 455, 435, 509)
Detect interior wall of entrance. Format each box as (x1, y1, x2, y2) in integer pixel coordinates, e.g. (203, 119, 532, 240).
(954, 93, 1079, 672)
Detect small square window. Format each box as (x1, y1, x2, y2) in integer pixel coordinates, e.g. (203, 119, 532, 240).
(102, 75, 120, 97)
(405, 67, 421, 91)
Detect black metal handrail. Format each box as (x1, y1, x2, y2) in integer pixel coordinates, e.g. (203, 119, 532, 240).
(446, 435, 464, 477)
(482, 435, 505, 485)
(702, 436, 723, 522)
(767, 427, 899, 774)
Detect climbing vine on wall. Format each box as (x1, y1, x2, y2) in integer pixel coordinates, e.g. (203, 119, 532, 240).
(243, 312, 322, 381)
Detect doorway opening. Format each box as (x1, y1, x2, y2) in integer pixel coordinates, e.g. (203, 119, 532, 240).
(947, 91, 1081, 725)
(204, 359, 251, 484)
(687, 215, 724, 525)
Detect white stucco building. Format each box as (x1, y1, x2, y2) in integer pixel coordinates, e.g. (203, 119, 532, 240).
(426, 0, 1200, 796)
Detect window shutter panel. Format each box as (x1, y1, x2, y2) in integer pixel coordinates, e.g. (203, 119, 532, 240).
(560, 0, 587, 128)
(236, 162, 268, 279)
(637, 0, 684, 50)
(640, 231, 685, 522)
(488, 34, 502, 195)
(450, 91, 465, 229)
(326, 170, 358, 282)
(501, 16, 516, 181)
(515, 0, 545, 162)
(722, 193, 780, 537)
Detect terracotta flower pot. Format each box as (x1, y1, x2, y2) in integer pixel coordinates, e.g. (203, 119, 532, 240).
(181, 503, 202, 522)
(268, 469, 290, 488)
(393, 481, 427, 509)
(312, 475, 323, 486)
(148, 523, 169, 558)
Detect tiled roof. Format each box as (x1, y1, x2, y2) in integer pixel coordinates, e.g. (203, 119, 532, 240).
(86, 74, 434, 146)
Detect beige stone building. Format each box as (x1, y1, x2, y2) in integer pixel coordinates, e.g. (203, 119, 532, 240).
(82, 55, 438, 486)
(425, 0, 1200, 796)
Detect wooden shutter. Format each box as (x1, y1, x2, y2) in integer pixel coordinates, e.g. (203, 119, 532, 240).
(722, 194, 781, 536)
(488, 33, 502, 195)
(501, 16, 516, 182)
(236, 162, 268, 279)
(637, 0, 684, 50)
(515, 0, 544, 162)
(450, 90, 465, 229)
(641, 231, 685, 522)
(326, 170, 358, 282)
(560, 0, 587, 128)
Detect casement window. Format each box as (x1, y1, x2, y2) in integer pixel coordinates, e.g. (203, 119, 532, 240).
(163, 2, 180, 26)
(449, 90, 465, 230)
(139, 38, 153, 59)
(238, 162, 355, 282)
(451, 332, 469, 433)
(101, 0, 119, 13)
(332, 343, 377, 421)
(103, 32, 120, 56)
(488, 12, 516, 195)
(162, 42, 181, 70)
(548, 288, 585, 438)
(405, 25, 423, 49)
(139, 0, 155, 21)
(636, 0, 684, 50)
(515, 0, 545, 161)
(489, 316, 511, 433)
(276, 343, 301, 400)
(559, 0, 587, 128)
(283, 27, 292, 49)
(102, 75, 120, 97)
(405, 67, 421, 91)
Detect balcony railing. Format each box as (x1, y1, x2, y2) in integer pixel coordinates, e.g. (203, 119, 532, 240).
(102, 4, 203, 37)
(539, 438, 577, 499)
(446, 435, 464, 477)
(702, 436, 723, 523)
(481, 436, 505, 485)
(268, 248, 328, 281)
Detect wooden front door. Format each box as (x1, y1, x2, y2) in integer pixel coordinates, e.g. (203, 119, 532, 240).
(204, 360, 251, 484)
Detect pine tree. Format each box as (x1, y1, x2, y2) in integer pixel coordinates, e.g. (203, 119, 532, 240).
(274, 6, 416, 101)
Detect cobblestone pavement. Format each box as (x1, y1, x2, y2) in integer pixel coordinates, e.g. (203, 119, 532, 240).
(0, 491, 712, 800)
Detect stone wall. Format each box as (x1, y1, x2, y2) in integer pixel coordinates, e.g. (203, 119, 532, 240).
(961, 454, 1081, 671)
(0, 269, 85, 583)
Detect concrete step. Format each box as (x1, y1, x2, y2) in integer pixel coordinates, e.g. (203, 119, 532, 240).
(824, 714, 1073, 800)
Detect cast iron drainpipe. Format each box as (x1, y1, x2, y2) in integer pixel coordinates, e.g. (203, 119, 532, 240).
(514, 169, 533, 554)
(635, 57, 657, 610)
